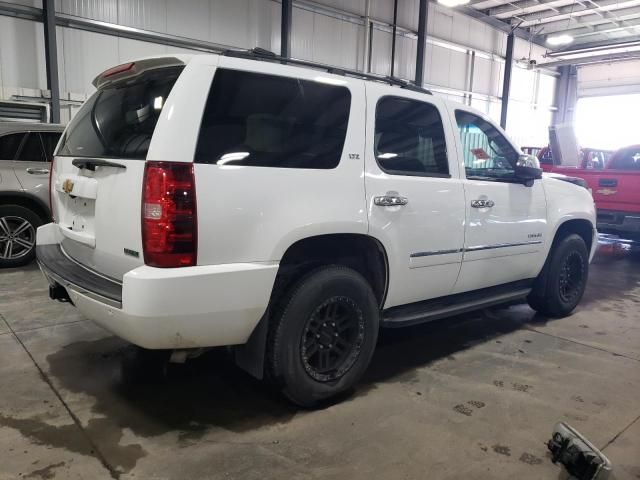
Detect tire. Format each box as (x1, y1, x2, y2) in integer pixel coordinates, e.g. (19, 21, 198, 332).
(0, 204, 43, 268)
(528, 233, 589, 318)
(267, 265, 379, 407)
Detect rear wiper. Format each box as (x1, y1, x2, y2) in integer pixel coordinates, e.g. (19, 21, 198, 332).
(72, 159, 126, 171)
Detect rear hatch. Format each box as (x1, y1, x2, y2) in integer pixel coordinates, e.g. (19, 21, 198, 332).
(51, 59, 186, 281)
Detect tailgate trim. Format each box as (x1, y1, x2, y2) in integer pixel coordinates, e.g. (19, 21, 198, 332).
(36, 244, 123, 309)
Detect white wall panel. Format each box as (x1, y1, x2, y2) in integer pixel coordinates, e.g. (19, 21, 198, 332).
(56, 0, 118, 23)
(370, 29, 392, 76)
(314, 0, 365, 16)
(426, 44, 450, 88)
(397, 0, 419, 32)
(371, 0, 393, 22)
(393, 34, 416, 81)
(58, 28, 119, 94)
(0, 16, 46, 90)
(166, 0, 210, 40)
(472, 56, 492, 96)
(117, 0, 167, 32)
(6, 0, 40, 7)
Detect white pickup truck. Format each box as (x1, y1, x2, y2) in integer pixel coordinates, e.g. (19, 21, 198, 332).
(36, 51, 597, 406)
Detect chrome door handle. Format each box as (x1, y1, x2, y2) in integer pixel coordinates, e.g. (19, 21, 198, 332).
(26, 168, 50, 175)
(374, 194, 408, 207)
(471, 199, 494, 208)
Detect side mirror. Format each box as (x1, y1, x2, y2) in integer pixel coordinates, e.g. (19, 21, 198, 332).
(515, 154, 543, 186)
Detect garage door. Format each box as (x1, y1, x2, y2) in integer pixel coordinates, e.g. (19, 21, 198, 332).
(577, 59, 640, 97)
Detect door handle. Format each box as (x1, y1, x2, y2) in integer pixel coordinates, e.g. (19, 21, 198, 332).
(374, 194, 408, 207)
(471, 199, 494, 208)
(26, 168, 50, 175)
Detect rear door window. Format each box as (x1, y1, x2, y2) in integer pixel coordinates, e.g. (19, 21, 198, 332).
(0, 133, 25, 160)
(194, 69, 351, 169)
(16, 133, 45, 162)
(57, 66, 184, 159)
(374, 96, 449, 177)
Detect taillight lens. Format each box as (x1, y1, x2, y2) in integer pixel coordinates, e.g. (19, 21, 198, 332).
(142, 161, 197, 267)
(49, 157, 55, 221)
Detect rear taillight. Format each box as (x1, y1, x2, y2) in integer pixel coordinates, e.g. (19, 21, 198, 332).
(142, 161, 197, 268)
(49, 157, 55, 221)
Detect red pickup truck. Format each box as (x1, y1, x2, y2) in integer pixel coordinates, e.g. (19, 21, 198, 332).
(532, 145, 640, 240)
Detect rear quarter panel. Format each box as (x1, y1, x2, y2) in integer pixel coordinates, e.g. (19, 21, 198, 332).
(191, 57, 368, 265)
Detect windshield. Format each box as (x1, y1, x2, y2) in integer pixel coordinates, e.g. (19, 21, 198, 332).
(57, 66, 184, 160)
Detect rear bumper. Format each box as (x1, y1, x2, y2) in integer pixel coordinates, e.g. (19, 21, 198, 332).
(596, 210, 640, 239)
(36, 223, 278, 349)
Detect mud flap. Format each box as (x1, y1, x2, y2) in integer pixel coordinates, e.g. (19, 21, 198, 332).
(234, 312, 269, 380)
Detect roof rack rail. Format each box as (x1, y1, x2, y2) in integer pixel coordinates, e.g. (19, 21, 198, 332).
(222, 47, 433, 95)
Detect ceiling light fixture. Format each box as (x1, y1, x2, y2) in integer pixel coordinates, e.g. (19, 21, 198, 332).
(546, 34, 574, 46)
(437, 0, 470, 7)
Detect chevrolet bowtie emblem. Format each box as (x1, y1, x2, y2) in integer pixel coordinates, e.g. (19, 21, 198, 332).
(62, 179, 74, 194)
(596, 188, 617, 196)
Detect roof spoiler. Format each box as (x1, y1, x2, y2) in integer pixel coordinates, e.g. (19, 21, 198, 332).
(92, 57, 185, 89)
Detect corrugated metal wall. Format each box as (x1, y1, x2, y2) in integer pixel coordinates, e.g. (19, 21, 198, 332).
(0, 0, 556, 144)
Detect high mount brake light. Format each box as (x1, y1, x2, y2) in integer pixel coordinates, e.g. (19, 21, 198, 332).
(100, 62, 135, 79)
(142, 162, 197, 268)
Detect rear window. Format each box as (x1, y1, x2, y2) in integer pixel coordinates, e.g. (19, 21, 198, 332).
(194, 69, 351, 169)
(57, 66, 184, 159)
(609, 147, 640, 170)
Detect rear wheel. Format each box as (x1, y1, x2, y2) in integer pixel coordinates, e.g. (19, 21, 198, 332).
(528, 234, 589, 317)
(0, 205, 42, 268)
(267, 265, 379, 407)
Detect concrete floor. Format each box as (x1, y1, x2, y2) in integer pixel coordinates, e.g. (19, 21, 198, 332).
(0, 253, 639, 480)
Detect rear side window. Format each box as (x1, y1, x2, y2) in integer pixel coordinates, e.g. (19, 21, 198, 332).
(609, 147, 640, 170)
(194, 69, 351, 169)
(374, 96, 449, 177)
(0, 133, 24, 160)
(57, 66, 184, 159)
(17, 133, 45, 162)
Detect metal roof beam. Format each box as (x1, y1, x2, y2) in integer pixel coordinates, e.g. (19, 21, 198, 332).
(454, 4, 547, 44)
(486, 0, 564, 16)
(540, 6, 640, 33)
(519, 0, 640, 25)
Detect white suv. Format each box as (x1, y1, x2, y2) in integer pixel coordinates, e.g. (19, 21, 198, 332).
(36, 50, 597, 406)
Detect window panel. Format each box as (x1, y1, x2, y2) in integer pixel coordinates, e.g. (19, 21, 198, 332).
(375, 96, 449, 177)
(16, 133, 44, 162)
(0, 133, 25, 160)
(455, 110, 518, 180)
(195, 69, 351, 169)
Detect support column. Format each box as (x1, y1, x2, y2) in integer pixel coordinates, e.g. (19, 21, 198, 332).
(43, 0, 60, 124)
(415, 0, 428, 86)
(500, 31, 514, 130)
(390, 0, 398, 77)
(281, 0, 292, 58)
(553, 65, 578, 125)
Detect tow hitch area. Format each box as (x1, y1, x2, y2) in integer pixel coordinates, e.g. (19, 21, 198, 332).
(547, 422, 612, 480)
(49, 283, 72, 304)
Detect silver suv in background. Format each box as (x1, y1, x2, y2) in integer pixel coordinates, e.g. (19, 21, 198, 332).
(0, 122, 64, 267)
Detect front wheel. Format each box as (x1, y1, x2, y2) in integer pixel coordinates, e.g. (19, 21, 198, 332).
(0, 205, 42, 268)
(267, 265, 379, 407)
(528, 234, 589, 318)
